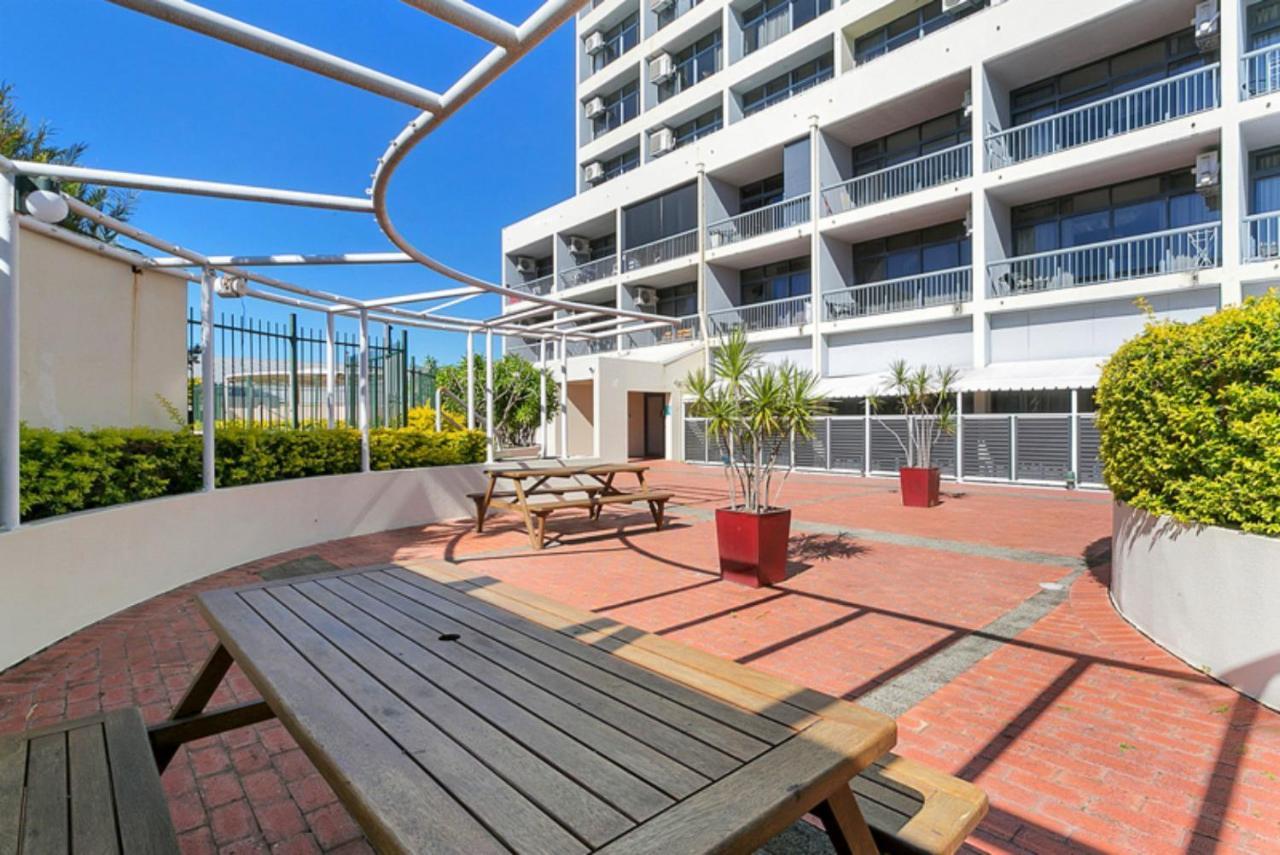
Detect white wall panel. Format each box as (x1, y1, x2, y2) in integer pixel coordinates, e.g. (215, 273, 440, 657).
(826, 318, 973, 375)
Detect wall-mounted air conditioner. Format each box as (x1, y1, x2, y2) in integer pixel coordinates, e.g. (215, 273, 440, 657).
(584, 32, 606, 54)
(568, 236, 592, 256)
(1193, 1, 1220, 52)
(514, 256, 538, 275)
(584, 162, 606, 184)
(650, 0, 675, 12)
(941, 0, 977, 12)
(1194, 150, 1220, 197)
(649, 126, 676, 158)
(634, 287, 659, 309)
(584, 96, 606, 119)
(649, 53, 675, 84)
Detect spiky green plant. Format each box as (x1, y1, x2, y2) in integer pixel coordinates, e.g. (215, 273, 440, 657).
(867, 360, 959, 470)
(683, 330, 828, 512)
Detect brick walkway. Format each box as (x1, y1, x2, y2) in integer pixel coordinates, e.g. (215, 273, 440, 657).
(2, 462, 1278, 854)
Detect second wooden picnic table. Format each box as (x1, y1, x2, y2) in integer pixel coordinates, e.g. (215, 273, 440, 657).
(474, 463, 673, 549)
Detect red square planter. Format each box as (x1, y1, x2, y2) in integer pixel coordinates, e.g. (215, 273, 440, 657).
(715, 507, 792, 587)
(899, 467, 941, 507)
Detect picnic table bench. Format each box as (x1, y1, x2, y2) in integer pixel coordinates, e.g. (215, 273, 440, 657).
(472, 463, 674, 549)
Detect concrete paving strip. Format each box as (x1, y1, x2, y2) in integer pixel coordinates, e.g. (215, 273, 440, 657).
(668, 504, 1086, 569)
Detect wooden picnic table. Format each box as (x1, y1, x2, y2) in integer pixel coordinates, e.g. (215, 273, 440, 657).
(183, 564, 899, 854)
(475, 463, 673, 549)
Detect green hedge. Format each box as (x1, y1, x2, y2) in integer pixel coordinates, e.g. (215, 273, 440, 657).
(18, 424, 486, 523)
(1097, 294, 1280, 535)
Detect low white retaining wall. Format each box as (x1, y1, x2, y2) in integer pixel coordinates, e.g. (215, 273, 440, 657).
(1111, 502, 1280, 711)
(0, 464, 489, 672)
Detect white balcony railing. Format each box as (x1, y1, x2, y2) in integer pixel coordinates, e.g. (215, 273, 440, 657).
(708, 294, 812, 334)
(1243, 46, 1280, 99)
(823, 267, 971, 321)
(566, 336, 618, 357)
(988, 224, 1221, 296)
(707, 196, 809, 248)
(986, 64, 1220, 168)
(623, 315, 701, 349)
(506, 275, 554, 303)
(559, 255, 617, 290)
(621, 229, 698, 271)
(821, 143, 972, 215)
(1244, 212, 1280, 263)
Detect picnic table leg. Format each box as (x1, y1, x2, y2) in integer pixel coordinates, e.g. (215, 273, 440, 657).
(813, 785, 880, 855)
(150, 644, 274, 772)
(476, 475, 499, 533)
(511, 479, 541, 550)
(648, 499, 666, 530)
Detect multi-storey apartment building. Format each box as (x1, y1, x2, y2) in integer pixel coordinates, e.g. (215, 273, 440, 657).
(500, 0, 1280, 487)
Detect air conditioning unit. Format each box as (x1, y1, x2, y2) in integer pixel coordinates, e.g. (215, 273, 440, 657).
(514, 256, 538, 275)
(584, 96, 606, 119)
(584, 32, 606, 54)
(1193, 1, 1220, 52)
(649, 126, 676, 158)
(649, 53, 675, 84)
(961, 88, 973, 118)
(634, 287, 659, 309)
(584, 161, 606, 184)
(1194, 151, 1220, 198)
(651, 0, 675, 11)
(214, 274, 246, 298)
(568, 236, 592, 256)
(941, 0, 977, 13)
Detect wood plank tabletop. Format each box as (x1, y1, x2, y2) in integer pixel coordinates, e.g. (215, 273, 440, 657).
(197, 566, 893, 855)
(482, 463, 648, 479)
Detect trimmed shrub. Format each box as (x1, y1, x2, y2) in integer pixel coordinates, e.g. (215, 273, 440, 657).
(1097, 294, 1280, 535)
(18, 424, 486, 522)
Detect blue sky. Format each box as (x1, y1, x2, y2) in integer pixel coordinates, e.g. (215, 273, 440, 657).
(5, 0, 578, 362)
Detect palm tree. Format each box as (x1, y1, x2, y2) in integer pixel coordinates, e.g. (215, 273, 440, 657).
(868, 360, 959, 470)
(683, 330, 828, 512)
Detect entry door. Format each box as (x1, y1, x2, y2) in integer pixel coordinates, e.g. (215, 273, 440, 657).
(643, 394, 666, 458)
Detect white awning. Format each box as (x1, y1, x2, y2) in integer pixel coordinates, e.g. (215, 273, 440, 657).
(815, 372, 892, 400)
(956, 358, 1103, 393)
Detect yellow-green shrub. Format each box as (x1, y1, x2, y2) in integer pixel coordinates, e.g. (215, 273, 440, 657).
(1096, 294, 1280, 535)
(18, 424, 486, 523)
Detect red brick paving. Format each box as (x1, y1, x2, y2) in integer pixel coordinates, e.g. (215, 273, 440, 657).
(1, 462, 1276, 854)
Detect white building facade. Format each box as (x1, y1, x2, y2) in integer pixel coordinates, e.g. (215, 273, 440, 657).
(500, 0, 1280, 487)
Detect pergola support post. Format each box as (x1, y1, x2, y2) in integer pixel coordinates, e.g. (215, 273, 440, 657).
(559, 335, 568, 460)
(466, 330, 475, 429)
(200, 268, 217, 492)
(538, 337, 547, 458)
(484, 329, 494, 462)
(324, 312, 336, 427)
(358, 308, 371, 472)
(1, 173, 21, 530)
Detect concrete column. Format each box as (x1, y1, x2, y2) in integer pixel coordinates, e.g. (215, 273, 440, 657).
(808, 116, 823, 376)
(200, 269, 217, 492)
(696, 163, 711, 372)
(0, 173, 17, 531)
(484, 329, 494, 463)
(970, 60, 997, 369)
(358, 308, 371, 473)
(1219, 0, 1246, 306)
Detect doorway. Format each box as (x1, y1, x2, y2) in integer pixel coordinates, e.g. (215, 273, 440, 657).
(643, 393, 666, 459)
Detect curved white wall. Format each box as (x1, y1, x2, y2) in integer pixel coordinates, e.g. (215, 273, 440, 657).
(0, 465, 489, 672)
(1111, 503, 1280, 711)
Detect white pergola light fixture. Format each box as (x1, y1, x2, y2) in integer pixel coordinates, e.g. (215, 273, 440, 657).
(0, 0, 679, 532)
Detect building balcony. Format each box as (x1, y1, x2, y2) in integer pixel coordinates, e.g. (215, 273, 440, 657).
(1244, 212, 1280, 263)
(566, 336, 619, 357)
(622, 314, 701, 348)
(621, 229, 698, 272)
(506, 274, 555, 304)
(1242, 46, 1280, 99)
(988, 223, 1221, 297)
(708, 293, 811, 334)
(741, 6, 791, 56)
(560, 255, 617, 290)
(986, 65, 1220, 170)
(707, 196, 809, 248)
(822, 267, 971, 322)
(821, 143, 972, 216)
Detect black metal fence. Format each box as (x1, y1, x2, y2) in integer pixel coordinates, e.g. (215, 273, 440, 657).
(187, 311, 435, 428)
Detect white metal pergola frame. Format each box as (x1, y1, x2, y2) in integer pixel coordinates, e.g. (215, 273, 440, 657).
(0, 0, 678, 531)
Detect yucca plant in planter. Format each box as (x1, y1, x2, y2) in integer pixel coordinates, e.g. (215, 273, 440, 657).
(684, 330, 827, 587)
(869, 360, 959, 508)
